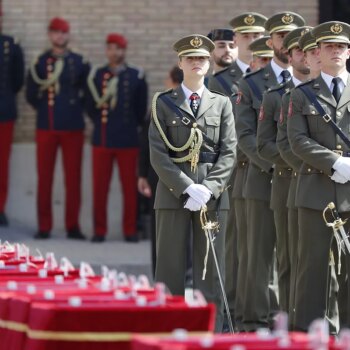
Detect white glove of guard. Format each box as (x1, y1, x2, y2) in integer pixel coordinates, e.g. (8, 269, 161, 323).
(333, 156, 350, 180)
(184, 197, 202, 211)
(331, 170, 348, 184)
(184, 184, 212, 206)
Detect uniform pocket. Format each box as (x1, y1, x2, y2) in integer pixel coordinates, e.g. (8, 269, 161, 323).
(205, 116, 220, 144)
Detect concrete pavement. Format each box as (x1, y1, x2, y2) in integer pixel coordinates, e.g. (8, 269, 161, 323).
(0, 222, 153, 279)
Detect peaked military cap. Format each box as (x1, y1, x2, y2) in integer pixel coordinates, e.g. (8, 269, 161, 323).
(298, 27, 317, 51)
(265, 12, 305, 34)
(283, 26, 312, 51)
(312, 21, 350, 44)
(248, 36, 273, 57)
(229, 12, 267, 33)
(173, 34, 215, 57)
(208, 28, 235, 41)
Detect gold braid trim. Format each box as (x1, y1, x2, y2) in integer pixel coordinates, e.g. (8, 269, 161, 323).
(151, 92, 203, 172)
(87, 65, 119, 109)
(0, 318, 210, 341)
(30, 58, 64, 93)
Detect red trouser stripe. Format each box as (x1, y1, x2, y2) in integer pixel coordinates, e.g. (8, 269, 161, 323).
(36, 130, 84, 232)
(0, 121, 14, 212)
(92, 146, 139, 237)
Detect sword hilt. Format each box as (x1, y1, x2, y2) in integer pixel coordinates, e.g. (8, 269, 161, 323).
(323, 202, 347, 229)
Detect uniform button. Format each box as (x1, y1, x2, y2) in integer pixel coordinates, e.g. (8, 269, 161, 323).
(307, 168, 311, 172)
(48, 100, 54, 106)
(311, 110, 316, 115)
(47, 65, 53, 72)
(48, 93, 55, 99)
(172, 120, 176, 125)
(102, 110, 108, 116)
(4, 49, 9, 54)
(102, 117, 108, 123)
(278, 171, 282, 176)
(336, 144, 342, 150)
(336, 111, 341, 117)
(48, 86, 54, 92)
(104, 73, 110, 79)
(103, 104, 108, 109)
(192, 123, 197, 128)
(169, 188, 173, 192)
(294, 172, 297, 177)
(4, 41, 9, 47)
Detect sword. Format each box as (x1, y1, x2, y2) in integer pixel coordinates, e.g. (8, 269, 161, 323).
(323, 202, 350, 255)
(200, 206, 234, 334)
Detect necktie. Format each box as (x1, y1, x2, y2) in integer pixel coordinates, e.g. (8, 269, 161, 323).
(246, 67, 251, 74)
(281, 70, 291, 83)
(332, 77, 342, 103)
(190, 93, 200, 116)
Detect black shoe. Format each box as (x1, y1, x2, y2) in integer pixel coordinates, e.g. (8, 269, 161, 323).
(67, 228, 86, 240)
(0, 212, 8, 227)
(34, 231, 51, 239)
(91, 235, 105, 243)
(124, 234, 139, 243)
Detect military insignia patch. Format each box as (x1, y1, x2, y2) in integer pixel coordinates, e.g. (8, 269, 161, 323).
(331, 23, 343, 34)
(258, 106, 264, 121)
(288, 98, 293, 118)
(235, 91, 242, 105)
(279, 107, 284, 124)
(190, 36, 203, 48)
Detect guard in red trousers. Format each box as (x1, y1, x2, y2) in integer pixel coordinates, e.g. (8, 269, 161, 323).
(0, 33, 25, 226)
(26, 17, 90, 239)
(86, 33, 148, 243)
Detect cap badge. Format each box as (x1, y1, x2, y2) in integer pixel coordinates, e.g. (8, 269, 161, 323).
(330, 23, 343, 34)
(244, 15, 256, 26)
(190, 36, 203, 48)
(301, 28, 311, 36)
(282, 14, 294, 25)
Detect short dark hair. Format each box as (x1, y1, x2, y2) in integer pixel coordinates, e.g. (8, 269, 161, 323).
(169, 66, 183, 84)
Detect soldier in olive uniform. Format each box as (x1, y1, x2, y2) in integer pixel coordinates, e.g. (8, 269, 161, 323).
(249, 36, 274, 71)
(235, 12, 305, 331)
(207, 17, 266, 329)
(257, 27, 311, 314)
(276, 29, 321, 329)
(288, 21, 350, 333)
(0, 33, 24, 226)
(207, 28, 236, 75)
(149, 34, 236, 331)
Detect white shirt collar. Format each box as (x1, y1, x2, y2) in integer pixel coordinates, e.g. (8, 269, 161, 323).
(236, 58, 250, 74)
(271, 59, 293, 83)
(292, 77, 303, 87)
(181, 82, 205, 102)
(321, 70, 348, 92)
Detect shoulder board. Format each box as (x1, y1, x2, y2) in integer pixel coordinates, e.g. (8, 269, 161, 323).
(157, 88, 173, 98)
(213, 67, 229, 77)
(243, 67, 263, 80)
(128, 63, 145, 79)
(209, 89, 226, 96)
(267, 81, 288, 93)
(295, 79, 315, 89)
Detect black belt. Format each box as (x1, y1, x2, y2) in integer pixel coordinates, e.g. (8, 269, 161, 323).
(169, 151, 219, 163)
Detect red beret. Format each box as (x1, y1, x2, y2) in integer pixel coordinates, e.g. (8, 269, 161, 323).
(106, 33, 128, 48)
(48, 17, 70, 33)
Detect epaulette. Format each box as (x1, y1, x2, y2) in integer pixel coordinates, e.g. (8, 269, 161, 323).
(157, 88, 173, 98)
(128, 63, 145, 79)
(295, 78, 315, 89)
(243, 67, 263, 79)
(266, 81, 288, 94)
(213, 67, 229, 77)
(209, 89, 227, 96)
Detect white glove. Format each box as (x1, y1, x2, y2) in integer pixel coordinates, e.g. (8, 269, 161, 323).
(333, 156, 350, 179)
(184, 184, 212, 206)
(184, 197, 202, 211)
(331, 170, 348, 184)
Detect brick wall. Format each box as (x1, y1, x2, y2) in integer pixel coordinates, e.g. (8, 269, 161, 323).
(3, 0, 318, 142)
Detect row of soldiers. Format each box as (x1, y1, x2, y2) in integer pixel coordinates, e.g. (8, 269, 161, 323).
(0, 17, 148, 242)
(149, 11, 350, 334)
